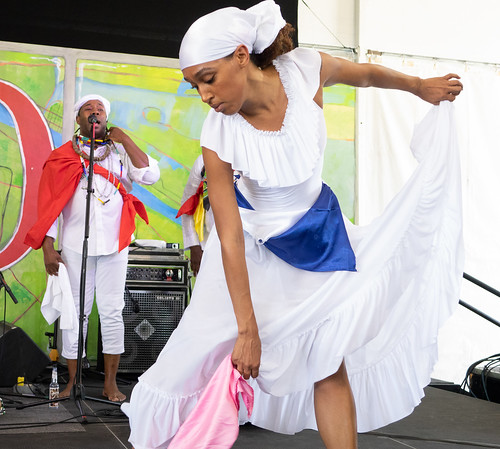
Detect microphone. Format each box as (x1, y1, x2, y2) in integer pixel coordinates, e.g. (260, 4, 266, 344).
(88, 113, 100, 124)
(125, 286, 140, 313)
(0, 271, 18, 304)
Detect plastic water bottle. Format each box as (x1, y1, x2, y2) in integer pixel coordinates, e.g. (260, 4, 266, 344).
(49, 364, 59, 409)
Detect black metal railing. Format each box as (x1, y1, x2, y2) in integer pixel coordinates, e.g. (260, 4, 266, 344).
(460, 273, 500, 328)
(458, 273, 500, 402)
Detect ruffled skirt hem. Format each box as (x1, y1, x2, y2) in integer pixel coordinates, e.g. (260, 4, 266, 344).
(122, 102, 463, 448)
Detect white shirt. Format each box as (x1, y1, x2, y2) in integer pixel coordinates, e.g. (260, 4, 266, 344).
(47, 141, 160, 256)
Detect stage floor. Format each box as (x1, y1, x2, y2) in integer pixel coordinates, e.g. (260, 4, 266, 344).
(1, 369, 499, 449)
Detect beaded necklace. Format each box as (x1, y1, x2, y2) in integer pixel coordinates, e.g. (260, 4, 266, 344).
(75, 134, 124, 205)
(72, 134, 111, 161)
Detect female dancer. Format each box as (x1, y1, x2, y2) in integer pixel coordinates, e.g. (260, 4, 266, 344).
(123, 2, 463, 448)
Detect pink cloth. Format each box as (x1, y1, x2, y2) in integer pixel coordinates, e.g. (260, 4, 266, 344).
(168, 354, 254, 449)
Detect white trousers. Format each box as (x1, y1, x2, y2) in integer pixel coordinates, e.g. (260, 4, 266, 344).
(61, 246, 128, 359)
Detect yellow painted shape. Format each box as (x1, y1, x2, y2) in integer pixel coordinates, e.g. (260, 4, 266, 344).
(77, 60, 183, 93)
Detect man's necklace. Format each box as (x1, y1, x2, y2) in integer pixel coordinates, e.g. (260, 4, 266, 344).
(72, 134, 111, 161)
(73, 134, 124, 205)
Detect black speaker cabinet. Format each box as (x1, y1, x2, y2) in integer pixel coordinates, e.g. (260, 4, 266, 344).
(119, 284, 187, 373)
(126, 246, 189, 287)
(0, 322, 50, 387)
(96, 247, 189, 373)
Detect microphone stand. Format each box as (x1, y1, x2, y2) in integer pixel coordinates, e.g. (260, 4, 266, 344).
(71, 114, 99, 422)
(1, 271, 18, 337)
(0, 271, 18, 305)
(72, 114, 122, 422)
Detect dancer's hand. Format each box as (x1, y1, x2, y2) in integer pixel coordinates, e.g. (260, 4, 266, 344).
(416, 74, 463, 105)
(231, 330, 261, 380)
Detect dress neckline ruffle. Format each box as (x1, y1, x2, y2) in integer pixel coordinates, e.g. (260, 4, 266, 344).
(232, 59, 294, 137)
(202, 50, 324, 188)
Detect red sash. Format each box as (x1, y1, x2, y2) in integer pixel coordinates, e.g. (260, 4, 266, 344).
(25, 141, 149, 252)
(175, 180, 204, 218)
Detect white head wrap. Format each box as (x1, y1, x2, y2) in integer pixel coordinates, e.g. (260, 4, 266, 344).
(179, 0, 286, 71)
(74, 94, 110, 119)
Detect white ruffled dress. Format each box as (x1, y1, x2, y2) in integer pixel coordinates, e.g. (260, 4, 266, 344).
(122, 48, 464, 449)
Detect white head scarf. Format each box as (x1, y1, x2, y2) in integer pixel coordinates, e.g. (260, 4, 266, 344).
(179, 0, 286, 71)
(74, 94, 111, 119)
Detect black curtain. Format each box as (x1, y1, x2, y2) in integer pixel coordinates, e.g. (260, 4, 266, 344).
(0, 1, 297, 58)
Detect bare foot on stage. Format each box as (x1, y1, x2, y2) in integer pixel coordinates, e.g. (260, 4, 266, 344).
(103, 383, 126, 402)
(59, 385, 73, 399)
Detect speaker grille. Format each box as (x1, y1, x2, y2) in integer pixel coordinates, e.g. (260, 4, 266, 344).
(120, 287, 186, 373)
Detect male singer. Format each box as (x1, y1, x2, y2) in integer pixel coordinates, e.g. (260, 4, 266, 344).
(26, 94, 160, 401)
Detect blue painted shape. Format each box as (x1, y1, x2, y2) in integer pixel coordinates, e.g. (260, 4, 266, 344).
(0, 103, 15, 127)
(131, 184, 180, 223)
(50, 129, 62, 148)
(177, 81, 199, 97)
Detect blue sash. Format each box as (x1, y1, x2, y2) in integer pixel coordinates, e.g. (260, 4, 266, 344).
(235, 183, 356, 272)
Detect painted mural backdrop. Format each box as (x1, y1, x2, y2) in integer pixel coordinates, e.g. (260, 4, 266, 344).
(0, 50, 64, 358)
(0, 47, 355, 361)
